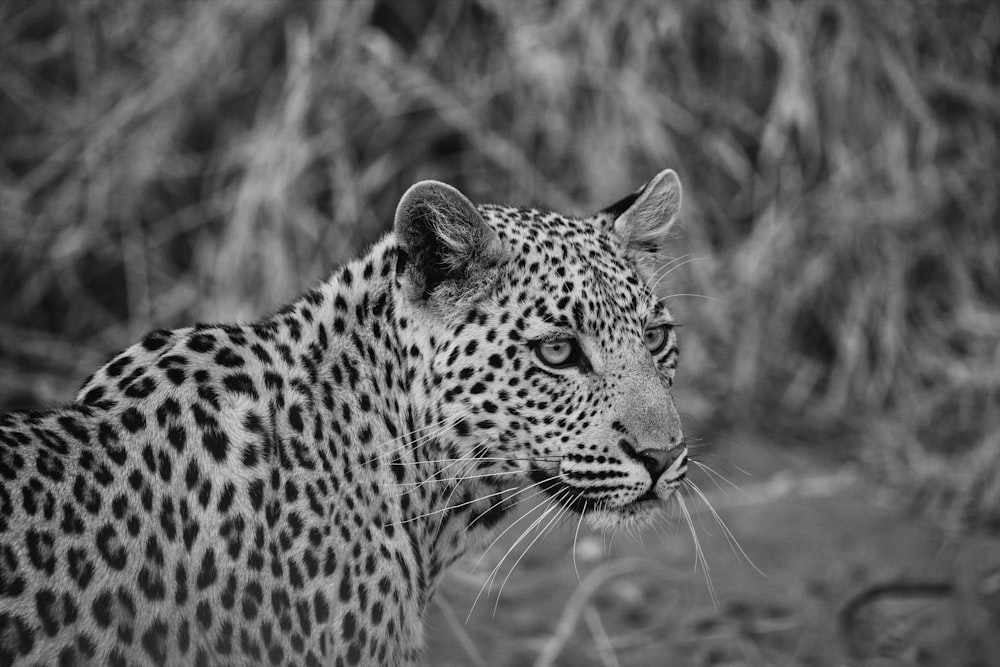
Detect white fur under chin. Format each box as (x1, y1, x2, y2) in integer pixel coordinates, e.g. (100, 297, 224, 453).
(584, 497, 670, 531)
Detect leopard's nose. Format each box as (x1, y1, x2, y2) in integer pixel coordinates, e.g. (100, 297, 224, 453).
(620, 439, 687, 480)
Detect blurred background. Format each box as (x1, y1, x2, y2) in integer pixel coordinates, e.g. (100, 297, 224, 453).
(1, 1, 998, 664)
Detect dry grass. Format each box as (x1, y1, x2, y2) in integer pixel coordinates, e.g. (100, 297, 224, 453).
(1, 1, 998, 522)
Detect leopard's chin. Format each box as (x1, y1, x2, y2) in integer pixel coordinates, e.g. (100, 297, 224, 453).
(584, 495, 673, 530)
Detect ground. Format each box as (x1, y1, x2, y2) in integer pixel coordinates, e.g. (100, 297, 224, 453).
(426, 393, 1000, 666)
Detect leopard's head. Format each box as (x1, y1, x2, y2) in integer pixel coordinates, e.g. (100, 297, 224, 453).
(394, 171, 687, 528)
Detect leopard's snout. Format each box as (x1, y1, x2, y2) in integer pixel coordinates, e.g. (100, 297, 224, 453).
(619, 438, 688, 484)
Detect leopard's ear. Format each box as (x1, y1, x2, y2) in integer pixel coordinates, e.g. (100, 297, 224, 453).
(601, 169, 682, 264)
(394, 180, 507, 302)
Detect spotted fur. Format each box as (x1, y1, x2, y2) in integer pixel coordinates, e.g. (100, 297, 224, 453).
(0, 170, 688, 666)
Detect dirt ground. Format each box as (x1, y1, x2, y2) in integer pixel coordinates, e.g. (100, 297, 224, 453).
(425, 428, 1000, 666)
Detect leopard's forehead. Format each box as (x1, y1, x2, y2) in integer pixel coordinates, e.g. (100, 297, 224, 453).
(478, 203, 666, 337)
(480, 203, 605, 247)
(479, 203, 626, 274)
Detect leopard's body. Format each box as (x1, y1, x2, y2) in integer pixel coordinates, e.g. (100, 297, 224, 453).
(0, 171, 689, 666)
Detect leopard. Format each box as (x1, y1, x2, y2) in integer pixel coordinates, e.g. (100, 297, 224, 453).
(0, 169, 689, 666)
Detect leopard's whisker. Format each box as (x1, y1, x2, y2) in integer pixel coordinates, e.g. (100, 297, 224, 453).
(571, 498, 589, 583)
(690, 459, 745, 494)
(370, 415, 454, 455)
(656, 292, 726, 303)
(551, 492, 583, 533)
(650, 255, 707, 292)
(491, 496, 569, 616)
(393, 468, 528, 488)
(404, 441, 493, 494)
(677, 490, 717, 607)
(647, 253, 692, 291)
(668, 494, 682, 525)
(465, 482, 548, 532)
(481, 490, 567, 598)
(386, 484, 526, 527)
(391, 451, 552, 503)
(481, 488, 567, 585)
(387, 456, 559, 467)
(626, 516, 646, 544)
(390, 461, 479, 498)
(386, 451, 481, 498)
(684, 479, 764, 576)
(650, 512, 671, 542)
(467, 488, 560, 622)
(470, 482, 560, 569)
(608, 522, 621, 552)
(436, 454, 498, 514)
(380, 415, 454, 447)
(369, 414, 465, 462)
(463, 475, 558, 534)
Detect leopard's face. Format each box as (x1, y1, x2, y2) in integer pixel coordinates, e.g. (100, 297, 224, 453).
(414, 187, 687, 529)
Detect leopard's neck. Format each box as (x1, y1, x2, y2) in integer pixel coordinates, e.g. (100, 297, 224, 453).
(268, 235, 512, 608)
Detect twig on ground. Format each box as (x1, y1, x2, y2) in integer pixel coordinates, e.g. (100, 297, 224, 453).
(532, 558, 685, 667)
(838, 578, 954, 658)
(583, 604, 621, 667)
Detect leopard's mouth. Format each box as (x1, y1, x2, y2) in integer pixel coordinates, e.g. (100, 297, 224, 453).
(527, 466, 677, 517)
(620, 485, 680, 516)
(636, 487, 660, 503)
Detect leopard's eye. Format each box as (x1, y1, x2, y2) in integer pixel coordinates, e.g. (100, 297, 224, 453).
(643, 324, 670, 355)
(535, 339, 577, 368)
